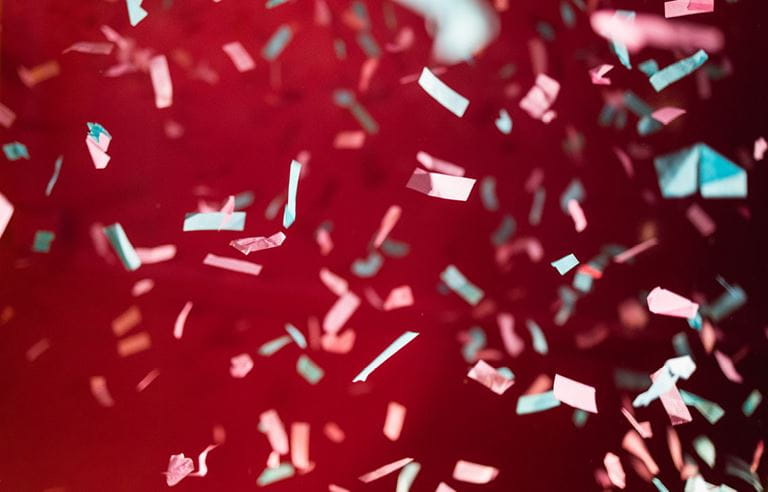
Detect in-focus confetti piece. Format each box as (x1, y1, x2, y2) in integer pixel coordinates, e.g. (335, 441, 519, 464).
(495, 109, 512, 134)
(230, 354, 254, 378)
(3, 142, 29, 161)
(117, 331, 151, 357)
(452, 460, 499, 484)
(655, 142, 747, 198)
(230, 232, 286, 255)
(282, 160, 302, 228)
(553, 374, 598, 413)
(519, 74, 560, 123)
(742, 390, 762, 417)
(296, 354, 324, 384)
(0, 192, 14, 240)
(126, 0, 148, 26)
(649, 49, 708, 92)
(323, 291, 360, 334)
(440, 265, 484, 305)
(149, 55, 173, 108)
(85, 122, 111, 169)
(32, 230, 55, 253)
(551, 253, 579, 275)
(90, 376, 115, 407)
(633, 355, 696, 407)
(45, 155, 63, 196)
(467, 360, 514, 395)
(516, 391, 560, 414)
(359, 457, 414, 483)
(103, 223, 142, 271)
(383, 286, 414, 311)
(173, 301, 193, 339)
(679, 390, 725, 424)
(417, 67, 469, 117)
(0, 102, 16, 128)
(665, 0, 713, 18)
(373, 205, 402, 248)
(383, 401, 406, 441)
(621, 408, 652, 438)
(603, 453, 626, 489)
(203, 253, 262, 276)
(406, 168, 476, 201)
(646, 287, 699, 318)
(352, 331, 419, 382)
(589, 64, 614, 85)
(262, 25, 293, 61)
(184, 212, 246, 231)
(256, 463, 295, 486)
(165, 453, 194, 487)
(222, 42, 256, 72)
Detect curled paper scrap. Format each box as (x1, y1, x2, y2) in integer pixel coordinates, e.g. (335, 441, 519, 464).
(230, 232, 286, 255)
(418, 67, 469, 117)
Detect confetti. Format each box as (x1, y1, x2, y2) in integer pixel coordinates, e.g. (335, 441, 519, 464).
(679, 390, 725, 424)
(352, 251, 384, 277)
(45, 155, 63, 196)
(383, 401, 406, 441)
(754, 137, 767, 161)
(259, 409, 289, 454)
(519, 74, 559, 123)
(621, 408, 652, 438)
(416, 151, 466, 176)
(230, 232, 286, 255)
(567, 199, 587, 232)
(553, 374, 598, 413)
(85, 122, 111, 169)
(282, 160, 301, 228)
(259, 335, 292, 356)
(285, 323, 307, 348)
(126, 0, 148, 26)
(32, 230, 55, 253)
(406, 168, 476, 201)
(622, 430, 659, 475)
(550, 253, 579, 275)
(256, 463, 295, 486)
(589, 64, 614, 85)
(290, 422, 312, 471)
(646, 287, 699, 318)
(262, 25, 293, 61)
(136, 368, 160, 391)
(230, 354, 254, 378)
(296, 354, 324, 384)
(333, 130, 366, 149)
(440, 265, 484, 305)
(526, 319, 548, 355)
(63, 41, 114, 55)
(0, 102, 16, 128)
(498, 313, 524, 357)
(173, 301, 193, 339)
(148, 55, 173, 108)
(649, 50, 709, 92)
(3, 142, 29, 161)
(495, 109, 512, 134)
(103, 223, 142, 271)
(651, 107, 686, 125)
(467, 360, 514, 395)
(603, 453, 626, 489)
(665, 0, 713, 18)
(319, 268, 349, 296)
(452, 460, 499, 484)
(516, 391, 560, 414)
(417, 67, 469, 117)
(18, 60, 60, 87)
(373, 205, 402, 248)
(633, 355, 696, 407)
(202, 253, 262, 276)
(742, 390, 762, 417)
(112, 305, 142, 336)
(352, 331, 419, 382)
(117, 331, 151, 356)
(183, 212, 246, 231)
(383, 286, 414, 311)
(222, 42, 256, 72)
(26, 338, 51, 362)
(90, 376, 115, 407)
(396, 461, 421, 492)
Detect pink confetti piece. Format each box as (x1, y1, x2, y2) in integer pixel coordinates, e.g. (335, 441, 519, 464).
(713, 350, 743, 383)
(222, 42, 256, 72)
(603, 453, 626, 489)
(18, 60, 60, 88)
(90, 376, 115, 407)
(135, 244, 177, 263)
(667, 427, 684, 471)
(553, 374, 598, 413)
(613, 237, 658, 263)
(589, 64, 613, 85)
(321, 329, 356, 354)
(112, 305, 142, 337)
(497, 313, 524, 357)
(148, 55, 173, 109)
(358, 58, 379, 93)
(651, 369, 693, 425)
(751, 440, 764, 473)
(467, 360, 514, 395)
(322, 291, 360, 334)
(621, 408, 653, 438)
(665, 0, 713, 18)
(385, 27, 415, 53)
(218, 195, 236, 230)
(700, 320, 716, 353)
(651, 107, 687, 125)
(383, 286, 414, 311)
(416, 151, 466, 176)
(373, 205, 402, 248)
(131, 278, 155, 297)
(316, 227, 334, 255)
(613, 147, 634, 178)
(63, 41, 114, 55)
(230, 232, 286, 255)
(383, 401, 407, 441)
(323, 422, 345, 443)
(117, 331, 151, 357)
(686, 203, 716, 237)
(85, 132, 111, 170)
(290, 422, 312, 471)
(647, 287, 699, 319)
(622, 430, 659, 475)
(359, 457, 414, 483)
(188, 444, 218, 477)
(136, 368, 160, 392)
(452, 460, 499, 484)
(0, 102, 16, 128)
(436, 483, 456, 492)
(165, 453, 194, 487)
(0, 192, 14, 241)
(519, 74, 559, 123)
(754, 137, 766, 161)
(203, 253, 262, 276)
(406, 168, 476, 201)
(230, 353, 254, 378)
(259, 409, 289, 455)
(26, 338, 51, 362)
(328, 485, 350, 492)
(567, 199, 587, 232)
(333, 131, 366, 149)
(173, 301, 193, 339)
(319, 268, 349, 296)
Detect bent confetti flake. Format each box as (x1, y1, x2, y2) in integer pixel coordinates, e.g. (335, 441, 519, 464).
(467, 360, 514, 395)
(417, 67, 469, 117)
(553, 374, 598, 413)
(149, 55, 173, 108)
(103, 223, 142, 271)
(173, 301, 193, 339)
(440, 265, 484, 305)
(519, 74, 560, 123)
(230, 232, 286, 255)
(85, 122, 111, 169)
(323, 291, 360, 334)
(352, 331, 419, 382)
(406, 168, 476, 201)
(452, 460, 499, 484)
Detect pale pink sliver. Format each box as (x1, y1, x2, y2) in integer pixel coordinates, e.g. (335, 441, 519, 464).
(0, 192, 13, 240)
(416, 151, 466, 176)
(652, 107, 687, 125)
(589, 64, 613, 85)
(259, 409, 289, 455)
(621, 408, 652, 438)
(686, 203, 716, 237)
(383, 285, 414, 311)
(319, 268, 349, 296)
(406, 168, 476, 201)
(222, 42, 256, 72)
(322, 291, 360, 334)
(358, 457, 413, 483)
(646, 287, 699, 319)
(622, 430, 659, 475)
(567, 199, 587, 232)
(753, 137, 766, 161)
(149, 54, 173, 108)
(290, 422, 312, 471)
(452, 460, 499, 484)
(173, 301, 193, 339)
(373, 205, 402, 247)
(203, 253, 262, 276)
(136, 244, 177, 263)
(714, 350, 743, 383)
(333, 131, 366, 149)
(383, 401, 406, 441)
(497, 312, 524, 357)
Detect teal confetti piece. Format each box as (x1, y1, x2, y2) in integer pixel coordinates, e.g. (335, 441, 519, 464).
(623, 91, 653, 117)
(638, 59, 659, 76)
(526, 319, 548, 354)
(285, 323, 307, 349)
(650, 50, 708, 92)
(183, 212, 246, 231)
(440, 265, 484, 306)
(258, 335, 292, 356)
(652, 477, 670, 492)
(560, 1, 576, 27)
(698, 145, 747, 198)
(45, 155, 63, 196)
(333, 89, 380, 134)
(103, 223, 141, 271)
(87, 122, 111, 140)
(462, 326, 486, 363)
(282, 159, 301, 228)
(383, 2, 397, 31)
(608, 10, 634, 68)
(356, 31, 381, 58)
(680, 390, 725, 424)
(480, 176, 499, 211)
(353, 331, 419, 382)
(516, 391, 560, 415)
(638, 115, 663, 136)
(396, 461, 421, 492)
(497, 367, 514, 379)
(3, 141, 29, 161)
(724, 456, 763, 492)
(672, 332, 692, 357)
(598, 103, 617, 127)
(573, 409, 588, 427)
(262, 24, 293, 61)
(573, 272, 593, 293)
(351, 250, 384, 278)
(654, 145, 700, 198)
(126, 0, 148, 27)
(554, 286, 578, 326)
(687, 312, 703, 331)
(551, 253, 579, 275)
(233, 191, 255, 210)
(536, 22, 556, 41)
(256, 463, 295, 486)
(529, 188, 546, 225)
(491, 215, 516, 246)
(265, 0, 289, 8)
(693, 435, 716, 467)
(380, 238, 410, 257)
(742, 389, 762, 417)
(32, 230, 55, 253)
(296, 354, 324, 384)
(351, 1, 370, 29)
(334, 39, 347, 60)
(559, 178, 584, 212)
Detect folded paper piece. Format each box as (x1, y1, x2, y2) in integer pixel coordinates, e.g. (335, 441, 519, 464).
(633, 355, 696, 408)
(230, 353, 254, 378)
(665, 0, 713, 18)
(406, 168, 476, 201)
(90, 375, 115, 407)
(203, 253, 262, 276)
(0, 192, 14, 240)
(323, 291, 360, 334)
(416, 151, 465, 176)
(126, 0, 148, 26)
(647, 287, 699, 318)
(184, 212, 246, 231)
(103, 223, 142, 271)
(282, 160, 302, 228)
(418, 67, 469, 117)
(604, 453, 626, 489)
(3, 142, 29, 161)
(516, 391, 560, 414)
(652, 107, 686, 125)
(452, 460, 499, 484)
(173, 301, 193, 339)
(467, 360, 514, 395)
(149, 55, 172, 108)
(256, 463, 295, 486)
(165, 453, 194, 486)
(85, 122, 111, 169)
(135, 244, 176, 263)
(32, 230, 55, 253)
(222, 42, 256, 72)
(652, 368, 693, 425)
(383, 286, 414, 311)
(353, 331, 419, 382)
(373, 205, 402, 248)
(0, 102, 16, 128)
(230, 232, 286, 255)
(383, 401, 406, 441)
(649, 50, 708, 92)
(440, 265, 484, 305)
(285, 324, 307, 348)
(589, 64, 614, 85)
(297, 354, 324, 384)
(551, 253, 579, 275)
(520, 74, 560, 123)
(359, 457, 414, 482)
(621, 408, 652, 438)
(262, 24, 293, 61)
(554, 374, 598, 413)
(495, 109, 512, 134)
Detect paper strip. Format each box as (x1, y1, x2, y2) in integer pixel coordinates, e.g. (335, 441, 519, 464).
(416, 151, 465, 176)
(296, 354, 325, 384)
(396, 461, 421, 492)
(604, 453, 626, 489)
(262, 25, 293, 61)
(149, 55, 173, 108)
(440, 265, 484, 305)
(103, 223, 142, 271)
(359, 457, 414, 483)
(282, 160, 301, 228)
(173, 301, 193, 339)
(516, 391, 561, 414)
(418, 67, 469, 117)
(323, 291, 360, 334)
(352, 331, 419, 382)
(222, 42, 256, 72)
(649, 50, 708, 92)
(259, 409, 289, 454)
(554, 374, 598, 413)
(90, 376, 115, 407)
(203, 253, 262, 276)
(621, 408, 652, 438)
(117, 331, 151, 357)
(230, 232, 286, 255)
(383, 401, 407, 441)
(647, 287, 699, 318)
(373, 205, 402, 247)
(184, 212, 246, 231)
(285, 323, 307, 348)
(551, 253, 579, 275)
(383, 286, 414, 311)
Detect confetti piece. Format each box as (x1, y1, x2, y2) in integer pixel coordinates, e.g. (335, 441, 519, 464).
(352, 251, 384, 277)
(259, 335, 292, 356)
(319, 268, 349, 296)
(526, 319, 548, 355)
(134, 369, 160, 393)
(406, 168, 476, 201)
(117, 331, 151, 357)
(652, 368, 693, 425)
(693, 436, 717, 469)
(0, 102, 16, 128)
(553, 374, 598, 413)
(706, 281, 747, 321)
(259, 409, 289, 454)
(290, 423, 311, 471)
(352, 331, 419, 382)
(383, 286, 414, 311)
(416, 151, 466, 176)
(495, 109, 512, 134)
(651, 107, 686, 125)
(321, 329, 356, 353)
(359, 457, 414, 483)
(396, 461, 421, 492)
(112, 305, 142, 336)
(282, 160, 301, 229)
(647, 287, 699, 319)
(436, 483, 456, 492)
(417, 67, 469, 117)
(323, 291, 360, 334)
(230, 354, 254, 378)
(222, 42, 256, 72)
(296, 354, 324, 384)
(603, 453, 626, 489)
(755, 137, 767, 161)
(148, 55, 172, 108)
(26, 338, 51, 362)
(714, 350, 743, 383)
(491, 215, 516, 247)
(751, 441, 764, 473)
(332, 90, 380, 134)
(184, 212, 246, 231)
(44, 155, 63, 196)
(373, 205, 402, 248)
(656, 143, 747, 198)
(516, 391, 560, 414)
(519, 74, 559, 123)
(333, 130, 366, 149)
(172, 301, 193, 339)
(742, 390, 762, 417)
(622, 430, 659, 475)
(135, 244, 176, 264)
(650, 50, 709, 92)
(229, 232, 286, 255)
(90, 376, 115, 407)
(85, 124, 111, 169)
(621, 408, 652, 438)
(262, 25, 293, 61)
(567, 199, 587, 232)
(203, 253, 262, 276)
(32, 230, 55, 253)
(633, 355, 696, 407)
(479, 176, 499, 211)
(3, 142, 29, 161)
(63, 42, 113, 55)
(551, 253, 579, 275)
(498, 313, 524, 357)
(103, 223, 142, 271)
(256, 463, 295, 486)
(467, 360, 514, 395)
(589, 64, 613, 85)
(165, 453, 194, 487)
(665, 0, 713, 18)
(613, 237, 658, 263)
(440, 265, 484, 305)
(452, 460, 499, 484)
(323, 422, 345, 443)
(18, 60, 60, 87)
(384, 401, 407, 441)
(126, 0, 148, 26)
(679, 390, 725, 424)
(686, 203, 716, 237)
(285, 323, 307, 348)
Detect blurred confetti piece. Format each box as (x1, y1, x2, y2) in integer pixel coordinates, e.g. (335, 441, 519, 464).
(416, 151, 466, 176)
(373, 205, 402, 248)
(498, 313, 524, 357)
(85, 123, 111, 169)
(406, 168, 476, 201)
(4, 141, 30, 160)
(651, 107, 686, 125)
(694, 435, 716, 467)
(613, 237, 658, 263)
(516, 391, 560, 414)
(222, 42, 256, 72)
(589, 64, 613, 85)
(649, 50, 708, 92)
(173, 301, 193, 339)
(359, 457, 413, 483)
(0, 192, 13, 240)
(32, 230, 55, 253)
(262, 25, 293, 61)
(383, 286, 414, 311)
(603, 453, 626, 489)
(383, 401, 407, 441)
(184, 212, 246, 231)
(136, 368, 160, 391)
(551, 253, 579, 275)
(527, 319, 548, 355)
(328, 485, 350, 492)
(554, 374, 598, 413)
(149, 55, 172, 108)
(520, 74, 559, 123)
(436, 483, 456, 492)
(103, 223, 142, 271)
(742, 390, 762, 417)
(259, 409, 289, 454)
(26, 338, 51, 362)
(90, 376, 115, 407)
(117, 331, 151, 357)
(126, 0, 148, 26)
(0, 102, 16, 128)
(633, 355, 696, 407)
(230, 232, 286, 255)
(63, 41, 113, 55)
(296, 354, 325, 384)
(452, 460, 499, 484)
(621, 408, 652, 438)
(480, 176, 499, 211)
(714, 350, 743, 383)
(256, 463, 295, 486)
(136, 244, 176, 263)
(622, 430, 659, 475)
(440, 265, 484, 305)
(333, 130, 366, 149)
(112, 305, 141, 336)
(567, 199, 587, 232)
(495, 109, 512, 134)
(352, 331, 419, 382)
(282, 160, 302, 228)
(323, 422, 345, 443)
(203, 253, 262, 276)
(754, 137, 767, 161)
(323, 291, 360, 334)
(351, 251, 383, 277)
(679, 390, 725, 424)
(321, 329, 356, 354)
(320, 268, 349, 296)
(396, 461, 421, 492)
(165, 454, 194, 487)
(467, 360, 514, 395)
(290, 422, 311, 471)
(18, 60, 60, 88)
(259, 335, 292, 356)
(647, 287, 699, 318)
(418, 67, 469, 117)
(285, 324, 307, 349)
(686, 203, 716, 237)
(230, 354, 254, 378)
(667, 426, 684, 471)
(665, 0, 713, 18)
(751, 441, 764, 473)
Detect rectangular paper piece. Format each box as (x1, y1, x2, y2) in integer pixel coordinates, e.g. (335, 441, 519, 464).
(665, 0, 713, 18)
(654, 142, 746, 199)
(418, 67, 469, 117)
(85, 122, 111, 169)
(353, 331, 419, 382)
(183, 212, 246, 231)
(440, 265, 484, 305)
(647, 287, 699, 318)
(359, 457, 414, 483)
(383, 401, 406, 441)
(103, 223, 142, 271)
(516, 391, 561, 414)
(551, 253, 579, 275)
(649, 49, 708, 92)
(203, 253, 262, 276)
(148, 55, 173, 108)
(452, 460, 499, 484)
(406, 168, 476, 201)
(283, 160, 302, 228)
(0, 192, 14, 240)
(468, 360, 514, 395)
(553, 374, 598, 413)
(222, 42, 256, 72)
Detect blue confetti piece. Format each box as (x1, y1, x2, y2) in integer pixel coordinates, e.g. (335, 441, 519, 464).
(3, 141, 29, 161)
(516, 391, 560, 415)
(351, 250, 384, 278)
(551, 253, 579, 275)
(649, 49, 708, 92)
(103, 223, 142, 271)
(480, 176, 499, 211)
(526, 319, 548, 354)
(262, 24, 293, 61)
(282, 159, 301, 228)
(32, 230, 55, 253)
(183, 212, 246, 231)
(440, 265, 484, 306)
